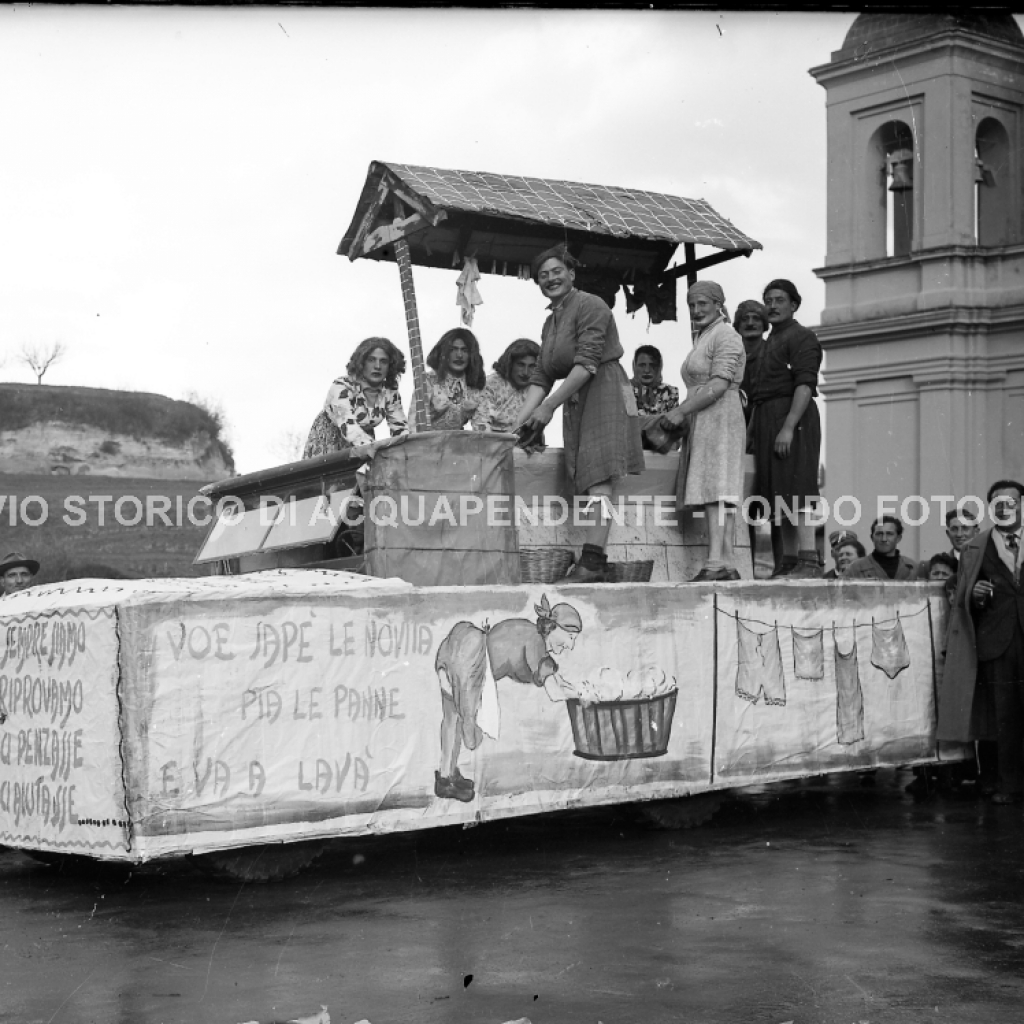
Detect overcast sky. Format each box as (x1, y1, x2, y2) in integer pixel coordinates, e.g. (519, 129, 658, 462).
(0, 6, 862, 474)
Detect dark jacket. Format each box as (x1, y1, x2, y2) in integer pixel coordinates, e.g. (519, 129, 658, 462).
(937, 528, 1024, 741)
(843, 551, 919, 581)
(974, 532, 1024, 662)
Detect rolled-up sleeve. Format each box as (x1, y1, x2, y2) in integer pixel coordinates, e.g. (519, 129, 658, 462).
(528, 362, 554, 392)
(708, 327, 747, 384)
(789, 329, 823, 392)
(572, 295, 609, 375)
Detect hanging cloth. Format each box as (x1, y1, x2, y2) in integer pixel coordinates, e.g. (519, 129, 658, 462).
(870, 615, 911, 680)
(792, 627, 825, 680)
(736, 619, 787, 706)
(833, 628, 865, 745)
(456, 256, 483, 326)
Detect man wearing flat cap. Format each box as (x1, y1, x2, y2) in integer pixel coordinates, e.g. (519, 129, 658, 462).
(0, 552, 40, 598)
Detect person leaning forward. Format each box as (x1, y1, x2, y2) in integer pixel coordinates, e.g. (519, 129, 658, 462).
(938, 480, 1024, 803)
(515, 245, 644, 583)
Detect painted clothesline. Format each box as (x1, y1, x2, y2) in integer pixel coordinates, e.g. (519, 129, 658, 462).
(716, 602, 931, 632)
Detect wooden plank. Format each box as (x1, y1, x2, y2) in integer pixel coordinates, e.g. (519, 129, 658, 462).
(345, 178, 391, 260)
(362, 213, 429, 255)
(660, 247, 751, 284)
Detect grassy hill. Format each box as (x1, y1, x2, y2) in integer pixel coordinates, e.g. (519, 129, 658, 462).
(0, 382, 234, 471)
(0, 474, 216, 581)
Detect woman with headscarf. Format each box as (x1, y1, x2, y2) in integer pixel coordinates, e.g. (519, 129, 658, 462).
(303, 336, 408, 458)
(472, 337, 541, 435)
(516, 246, 645, 583)
(631, 345, 683, 452)
(412, 327, 487, 430)
(659, 280, 747, 581)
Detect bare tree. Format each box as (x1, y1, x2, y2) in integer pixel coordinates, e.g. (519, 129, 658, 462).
(20, 340, 66, 384)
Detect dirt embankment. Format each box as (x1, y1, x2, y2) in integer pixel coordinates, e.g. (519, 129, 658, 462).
(0, 383, 234, 481)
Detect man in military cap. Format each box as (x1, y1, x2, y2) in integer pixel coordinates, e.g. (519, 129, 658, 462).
(824, 529, 860, 579)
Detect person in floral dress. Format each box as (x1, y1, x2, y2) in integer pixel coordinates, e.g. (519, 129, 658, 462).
(303, 336, 408, 458)
(472, 338, 541, 435)
(412, 328, 487, 430)
(631, 344, 681, 452)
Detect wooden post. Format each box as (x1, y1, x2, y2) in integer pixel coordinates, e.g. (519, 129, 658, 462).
(684, 242, 697, 288)
(394, 231, 431, 433)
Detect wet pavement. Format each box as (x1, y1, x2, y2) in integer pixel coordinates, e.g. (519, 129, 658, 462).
(2, 770, 1023, 1024)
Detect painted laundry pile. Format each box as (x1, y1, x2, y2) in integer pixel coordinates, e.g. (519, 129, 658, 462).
(552, 665, 677, 706)
(730, 611, 915, 747)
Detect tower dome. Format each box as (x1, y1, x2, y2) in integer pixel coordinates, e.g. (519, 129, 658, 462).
(837, 12, 1023, 60)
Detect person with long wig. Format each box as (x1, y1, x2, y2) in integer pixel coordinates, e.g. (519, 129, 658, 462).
(303, 336, 408, 458)
(412, 327, 487, 431)
(472, 337, 541, 435)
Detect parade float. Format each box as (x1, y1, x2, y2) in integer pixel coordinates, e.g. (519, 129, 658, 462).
(0, 163, 965, 880)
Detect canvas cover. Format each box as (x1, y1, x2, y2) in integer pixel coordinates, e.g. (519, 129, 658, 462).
(0, 571, 962, 863)
(362, 431, 521, 587)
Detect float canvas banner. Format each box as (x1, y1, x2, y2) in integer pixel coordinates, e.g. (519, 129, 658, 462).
(117, 585, 716, 858)
(713, 582, 947, 781)
(0, 606, 128, 858)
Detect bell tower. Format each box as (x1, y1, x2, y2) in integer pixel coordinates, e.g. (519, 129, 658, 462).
(810, 13, 1024, 557)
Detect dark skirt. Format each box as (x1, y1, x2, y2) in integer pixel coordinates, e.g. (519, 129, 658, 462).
(563, 361, 645, 494)
(750, 395, 821, 519)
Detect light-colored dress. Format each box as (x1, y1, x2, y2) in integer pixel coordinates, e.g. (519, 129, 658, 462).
(677, 316, 747, 509)
(472, 373, 528, 433)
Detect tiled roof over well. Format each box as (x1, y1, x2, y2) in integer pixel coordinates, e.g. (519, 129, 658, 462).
(378, 162, 761, 253)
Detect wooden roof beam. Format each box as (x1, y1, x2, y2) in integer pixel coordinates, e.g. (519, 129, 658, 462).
(657, 247, 751, 284)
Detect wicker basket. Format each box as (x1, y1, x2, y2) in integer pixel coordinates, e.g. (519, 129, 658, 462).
(605, 560, 654, 583)
(566, 690, 678, 760)
(519, 547, 575, 584)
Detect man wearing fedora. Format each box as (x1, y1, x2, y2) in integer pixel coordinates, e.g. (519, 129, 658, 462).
(0, 552, 40, 598)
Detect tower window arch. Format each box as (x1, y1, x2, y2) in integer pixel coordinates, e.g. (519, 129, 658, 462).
(866, 120, 915, 258)
(975, 116, 1013, 246)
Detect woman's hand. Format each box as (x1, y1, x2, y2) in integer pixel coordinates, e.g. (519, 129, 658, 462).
(522, 402, 554, 430)
(774, 424, 795, 458)
(431, 392, 451, 413)
(660, 407, 688, 431)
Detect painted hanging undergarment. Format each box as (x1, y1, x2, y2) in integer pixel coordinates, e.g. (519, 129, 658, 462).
(870, 616, 911, 680)
(792, 627, 825, 680)
(833, 629, 865, 745)
(736, 620, 787, 707)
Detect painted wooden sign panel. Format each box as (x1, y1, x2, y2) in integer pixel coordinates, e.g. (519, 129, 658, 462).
(0, 572, 955, 862)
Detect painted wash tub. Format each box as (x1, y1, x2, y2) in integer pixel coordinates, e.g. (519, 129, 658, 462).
(0, 570, 962, 864)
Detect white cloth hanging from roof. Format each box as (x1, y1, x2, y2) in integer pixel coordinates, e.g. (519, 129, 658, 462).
(456, 256, 483, 326)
